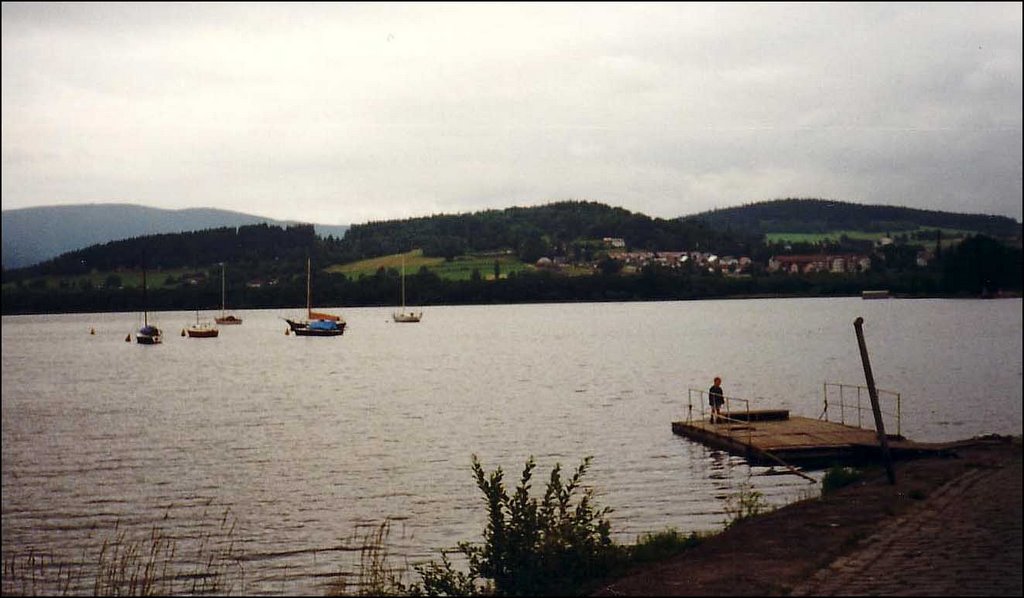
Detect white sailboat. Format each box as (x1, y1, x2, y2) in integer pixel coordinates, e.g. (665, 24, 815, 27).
(186, 309, 219, 338)
(392, 254, 422, 323)
(215, 263, 242, 325)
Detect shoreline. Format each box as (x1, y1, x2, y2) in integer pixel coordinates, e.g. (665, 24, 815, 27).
(2, 292, 1021, 318)
(594, 434, 1023, 596)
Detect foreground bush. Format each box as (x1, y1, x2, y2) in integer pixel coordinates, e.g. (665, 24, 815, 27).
(821, 465, 867, 495)
(413, 455, 623, 596)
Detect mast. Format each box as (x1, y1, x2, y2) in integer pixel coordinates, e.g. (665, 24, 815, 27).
(401, 255, 406, 311)
(142, 264, 148, 327)
(306, 257, 312, 319)
(221, 263, 226, 317)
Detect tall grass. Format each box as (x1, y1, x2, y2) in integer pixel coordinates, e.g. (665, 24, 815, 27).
(327, 519, 414, 597)
(2, 507, 242, 596)
(722, 482, 771, 528)
(4, 461, 785, 596)
(628, 528, 704, 564)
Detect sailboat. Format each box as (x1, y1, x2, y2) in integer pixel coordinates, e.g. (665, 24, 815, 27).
(186, 309, 219, 338)
(392, 254, 422, 323)
(135, 261, 163, 344)
(215, 263, 243, 325)
(284, 258, 346, 337)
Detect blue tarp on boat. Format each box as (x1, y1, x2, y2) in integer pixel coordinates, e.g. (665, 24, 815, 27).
(308, 319, 339, 331)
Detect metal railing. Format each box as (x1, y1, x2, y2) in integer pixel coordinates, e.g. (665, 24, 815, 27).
(686, 388, 755, 447)
(821, 382, 902, 438)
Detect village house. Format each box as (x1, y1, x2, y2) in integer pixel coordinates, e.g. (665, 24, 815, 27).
(184, 272, 208, 286)
(246, 278, 279, 288)
(609, 250, 754, 273)
(768, 254, 871, 274)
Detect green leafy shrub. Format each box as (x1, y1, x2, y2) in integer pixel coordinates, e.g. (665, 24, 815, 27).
(415, 455, 622, 596)
(821, 465, 865, 495)
(413, 552, 484, 596)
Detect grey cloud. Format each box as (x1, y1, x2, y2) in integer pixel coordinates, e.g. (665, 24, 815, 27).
(2, 3, 1020, 224)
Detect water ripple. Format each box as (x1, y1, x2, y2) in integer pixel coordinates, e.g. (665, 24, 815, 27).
(3, 300, 1021, 594)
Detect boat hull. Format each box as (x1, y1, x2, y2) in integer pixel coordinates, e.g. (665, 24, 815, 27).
(285, 318, 308, 332)
(392, 312, 422, 323)
(288, 318, 346, 336)
(186, 328, 219, 338)
(293, 327, 345, 337)
(215, 316, 243, 325)
(136, 325, 162, 344)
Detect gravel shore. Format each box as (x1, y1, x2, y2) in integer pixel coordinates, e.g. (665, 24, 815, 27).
(595, 435, 1022, 596)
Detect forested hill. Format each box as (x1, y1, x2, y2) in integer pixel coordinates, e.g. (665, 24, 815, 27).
(0, 204, 350, 270)
(21, 223, 319, 277)
(7, 199, 1021, 281)
(4, 199, 1022, 314)
(688, 198, 1022, 237)
(338, 201, 754, 263)
(9, 202, 752, 278)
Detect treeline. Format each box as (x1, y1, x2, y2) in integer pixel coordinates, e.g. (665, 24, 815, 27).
(6, 201, 757, 283)
(11, 199, 1020, 284)
(338, 201, 760, 262)
(691, 198, 1023, 237)
(2, 200, 1021, 315)
(27, 223, 319, 276)
(3, 234, 1019, 315)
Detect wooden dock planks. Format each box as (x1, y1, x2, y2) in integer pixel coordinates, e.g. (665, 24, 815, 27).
(672, 411, 950, 467)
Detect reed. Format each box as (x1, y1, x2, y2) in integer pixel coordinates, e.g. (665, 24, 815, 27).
(723, 482, 771, 527)
(327, 518, 412, 596)
(2, 506, 242, 596)
(2, 548, 83, 596)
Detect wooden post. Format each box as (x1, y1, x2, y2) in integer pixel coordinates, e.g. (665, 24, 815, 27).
(853, 317, 896, 484)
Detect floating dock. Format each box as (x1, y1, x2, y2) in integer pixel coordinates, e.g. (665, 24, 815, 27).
(672, 409, 951, 468)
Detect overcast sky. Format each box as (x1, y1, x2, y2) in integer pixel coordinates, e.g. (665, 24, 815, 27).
(2, 2, 1021, 225)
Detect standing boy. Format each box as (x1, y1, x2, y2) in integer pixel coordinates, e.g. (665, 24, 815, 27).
(709, 377, 725, 423)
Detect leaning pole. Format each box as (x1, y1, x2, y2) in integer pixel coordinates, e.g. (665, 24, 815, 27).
(853, 316, 896, 485)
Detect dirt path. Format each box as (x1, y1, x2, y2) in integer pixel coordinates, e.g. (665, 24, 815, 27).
(593, 435, 1022, 597)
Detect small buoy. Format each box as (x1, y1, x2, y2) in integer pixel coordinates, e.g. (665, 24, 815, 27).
(90, 328, 95, 335)
(125, 334, 131, 343)
(285, 328, 290, 335)
(181, 329, 186, 337)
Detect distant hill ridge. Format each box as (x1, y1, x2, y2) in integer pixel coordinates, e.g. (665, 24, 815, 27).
(687, 198, 1022, 237)
(1, 204, 349, 269)
(3, 199, 1019, 271)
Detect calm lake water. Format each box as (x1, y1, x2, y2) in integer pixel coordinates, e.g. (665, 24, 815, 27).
(2, 298, 1021, 594)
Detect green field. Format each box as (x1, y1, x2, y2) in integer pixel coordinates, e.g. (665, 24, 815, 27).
(328, 250, 532, 281)
(328, 250, 445, 277)
(2, 267, 215, 292)
(4, 250, 540, 292)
